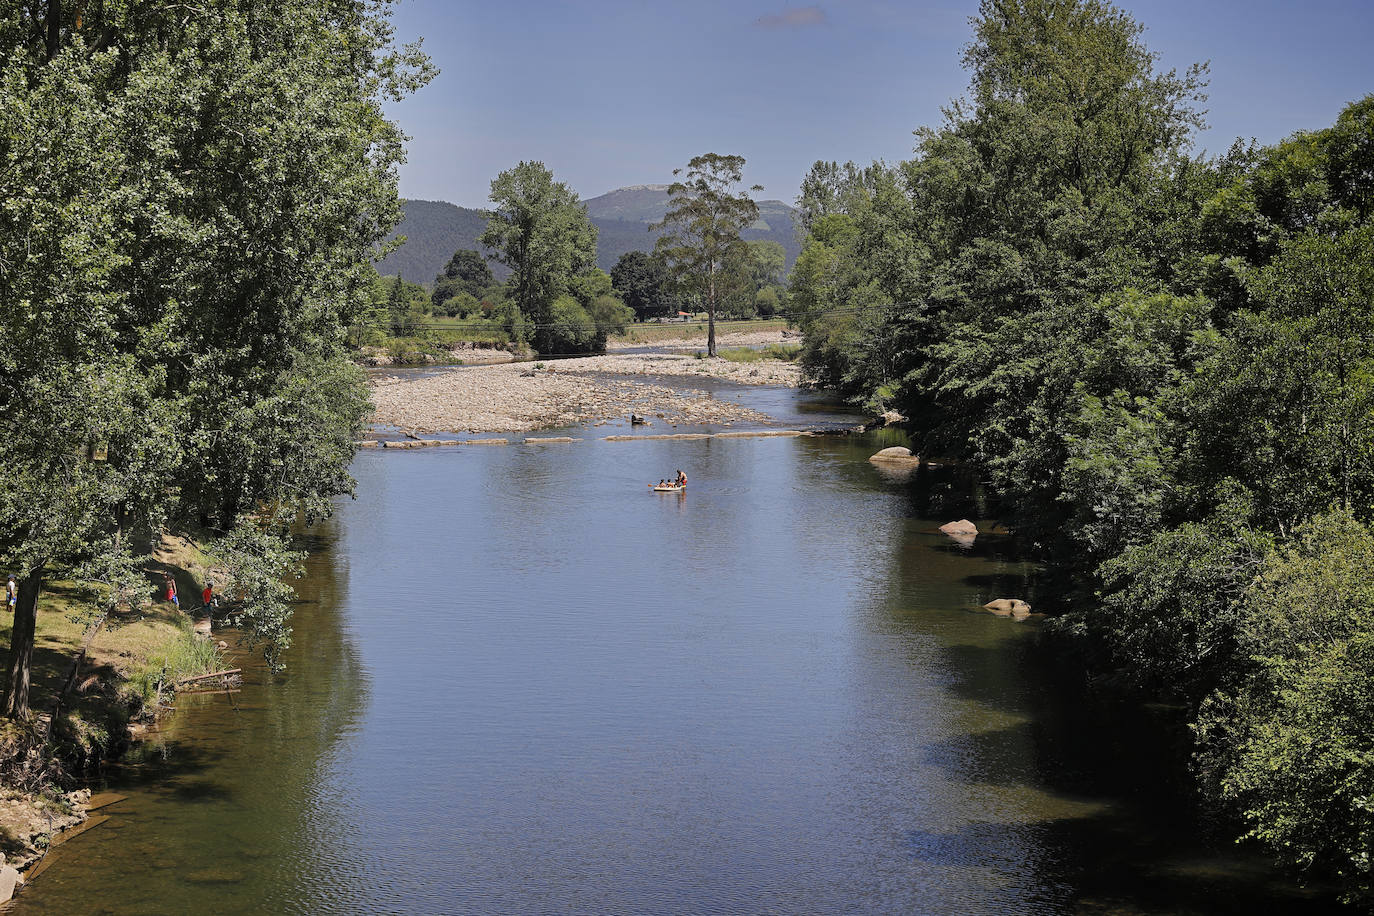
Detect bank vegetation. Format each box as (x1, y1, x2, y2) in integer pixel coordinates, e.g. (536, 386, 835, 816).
(0, 0, 429, 840)
(785, 0, 1374, 902)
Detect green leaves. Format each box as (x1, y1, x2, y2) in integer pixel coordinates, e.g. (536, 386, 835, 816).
(0, 1, 430, 695)
(480, 161, 598, 355)
(1195, 510, 1374, 901)
(210, 523, 306, 672)
(654, 153, 761, 355)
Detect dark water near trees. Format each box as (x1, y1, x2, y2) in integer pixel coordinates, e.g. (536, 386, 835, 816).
(11, 399, 1330, 913)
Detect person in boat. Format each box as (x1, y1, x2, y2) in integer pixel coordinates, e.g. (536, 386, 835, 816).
(658, 479, 668, 488)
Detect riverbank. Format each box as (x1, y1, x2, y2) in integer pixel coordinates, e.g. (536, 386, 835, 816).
(606, 325, 796, 351)
(0, 535, 229, 876)
(369, 351, 802, 433)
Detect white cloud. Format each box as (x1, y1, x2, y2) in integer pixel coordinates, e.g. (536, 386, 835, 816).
(752, 5, 828, 29)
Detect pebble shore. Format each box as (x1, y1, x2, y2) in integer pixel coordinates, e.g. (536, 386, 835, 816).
(369, 352, 801, 433)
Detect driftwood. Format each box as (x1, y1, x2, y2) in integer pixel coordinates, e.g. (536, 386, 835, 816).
(175, 668, 241, 686)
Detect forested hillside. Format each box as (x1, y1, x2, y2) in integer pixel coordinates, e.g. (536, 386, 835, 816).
(375, 199, 506, 282)
(377, 188, 801, 284)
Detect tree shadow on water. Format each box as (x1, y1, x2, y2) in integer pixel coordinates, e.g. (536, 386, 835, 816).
(902, 814, 1336, 915)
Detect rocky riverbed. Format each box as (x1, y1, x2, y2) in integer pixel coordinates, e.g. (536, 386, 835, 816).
(369, 352, 801, 433)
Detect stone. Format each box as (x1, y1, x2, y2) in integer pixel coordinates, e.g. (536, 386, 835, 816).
(869, 446, 921, 464)
(939, 519, 978, 537)
(982, 598, 1032, 617)
(0, 863, 22, 903)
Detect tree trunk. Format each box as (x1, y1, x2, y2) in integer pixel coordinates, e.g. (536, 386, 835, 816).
(45, 0, 61, 60)
(707, 263, 717, 357)
(3, 567, 46, 720)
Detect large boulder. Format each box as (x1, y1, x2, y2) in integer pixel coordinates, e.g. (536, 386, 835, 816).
(983, 598, 1031, 617)
(868, 446, 920, 464)
(939, 520, 977, 537)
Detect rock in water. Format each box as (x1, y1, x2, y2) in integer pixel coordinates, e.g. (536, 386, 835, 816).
(868, 446, 920, 464)
(939, 519, 978, 537)
(982, 598, 1031, 618)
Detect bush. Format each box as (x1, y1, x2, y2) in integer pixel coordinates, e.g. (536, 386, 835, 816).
(1195, 509, 1374, 903)
(545, 295, 597, 354)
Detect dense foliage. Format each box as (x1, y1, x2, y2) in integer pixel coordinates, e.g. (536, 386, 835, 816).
(479, 162, 634, 354)
(0, 0, 430, 705)
(788, 0, 1374, 900)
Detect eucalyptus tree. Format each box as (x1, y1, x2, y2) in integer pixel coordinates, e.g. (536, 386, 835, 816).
(479, 162, 598, 354)
(0, 0, 431, 715)
(654, 154, 761, 356)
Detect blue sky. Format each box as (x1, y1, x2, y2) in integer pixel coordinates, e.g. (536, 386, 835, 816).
(384, 0, 1374, 207)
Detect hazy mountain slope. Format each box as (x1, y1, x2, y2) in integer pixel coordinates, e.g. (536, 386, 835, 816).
(584, 187, 802, 270)
(376, 189, 802, 284)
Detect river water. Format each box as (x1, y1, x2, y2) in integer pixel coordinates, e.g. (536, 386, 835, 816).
(12, 389, 1328, 914)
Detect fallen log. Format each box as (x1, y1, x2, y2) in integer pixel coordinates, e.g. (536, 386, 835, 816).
(175, 668, 241, 686)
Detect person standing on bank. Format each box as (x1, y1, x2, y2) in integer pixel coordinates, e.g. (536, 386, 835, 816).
(164, 574, 178, 609)
(6, 576, 15, 614)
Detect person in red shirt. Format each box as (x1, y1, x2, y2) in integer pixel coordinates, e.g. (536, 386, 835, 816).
(202, 581, 216, 609)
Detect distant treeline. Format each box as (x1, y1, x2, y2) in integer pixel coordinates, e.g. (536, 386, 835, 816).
(374, 193, 802, 286)
(787, 0, 1374, 902)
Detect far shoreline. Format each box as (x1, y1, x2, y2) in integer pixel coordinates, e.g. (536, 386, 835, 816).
(368, 349, 805, 434)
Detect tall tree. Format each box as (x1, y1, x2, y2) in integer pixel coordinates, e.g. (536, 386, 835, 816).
(0, 0, 431, 715)
(611, 250, 676, 320)
(653, 154, 761, 356)
(431, 249, 494, 311)
(479, 162, 597, 354)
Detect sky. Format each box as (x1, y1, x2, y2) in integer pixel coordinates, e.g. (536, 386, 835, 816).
(383, 0, 1374, 208)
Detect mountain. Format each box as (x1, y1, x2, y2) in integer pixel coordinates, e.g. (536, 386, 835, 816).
(582, 186, 802, 272)
(375, 199, 506, 284)
(375, 188, 802, 285)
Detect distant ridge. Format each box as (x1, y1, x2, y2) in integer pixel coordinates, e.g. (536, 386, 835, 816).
(376, 187, 801, 285)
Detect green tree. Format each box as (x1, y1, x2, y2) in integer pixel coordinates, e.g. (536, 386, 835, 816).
(1196, 510, 1374, 902)
(654, 153, 761, 355)
(431, 248, 494, 310)
(611, 250, 676, 320)
(0, 0, 430, 714)
(547, 296, 597, 353)
(479, 162, 597, 354)
(568, 268, 615, 307)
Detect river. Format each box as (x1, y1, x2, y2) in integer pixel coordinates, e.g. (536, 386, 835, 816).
(10, 388, 1329, 913)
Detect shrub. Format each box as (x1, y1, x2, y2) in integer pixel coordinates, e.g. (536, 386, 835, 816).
(1195, 509, 1374, 903)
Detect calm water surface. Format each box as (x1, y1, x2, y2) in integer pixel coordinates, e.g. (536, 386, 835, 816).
(12, 399, 1328, 913)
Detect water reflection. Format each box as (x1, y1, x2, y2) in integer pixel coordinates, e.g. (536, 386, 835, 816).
(13, 428, 1330, 914)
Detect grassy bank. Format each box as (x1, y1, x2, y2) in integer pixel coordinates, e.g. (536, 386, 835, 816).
(713, 343, 801, 362)
(0, 536, 227, 866)
(612, 318, 788, 345)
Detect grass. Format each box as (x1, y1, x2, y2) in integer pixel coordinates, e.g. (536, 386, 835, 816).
(715, 343, 802, 362)
(612, 318, 788, 344)
(0, 532, 227, 728)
